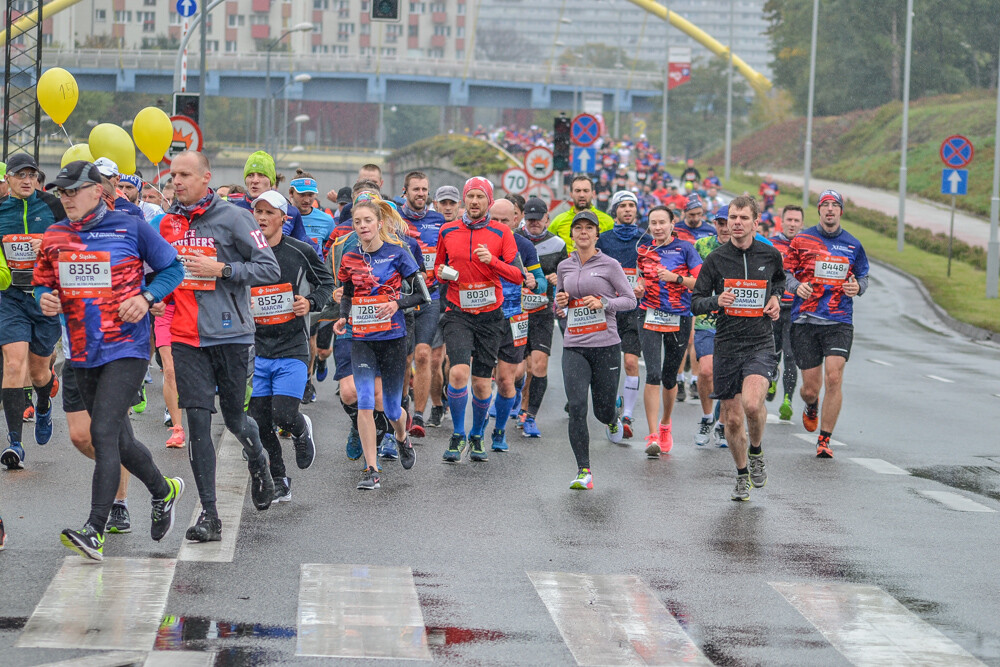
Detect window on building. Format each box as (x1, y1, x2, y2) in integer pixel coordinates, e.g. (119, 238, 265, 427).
(428, 48, 444, 58)
(456, 26, 464, 37)
(381, 47, 396, 56)
(408, 2, 425, 14)
(226, 40, 239, 53)
(144, 0, 156, 5)
(113, 10, 132, 23)
(313, 0, 329, 8)
(312, 22, 321, 32)
(430, 2, 445, 11)
(361, 0, 370, 10)
(433, 25, 450, 36)
(361, 24, 370, 35)
(250, 13, 269, 25)
(228, 14, 245, 27)
(206, 40, 219, 52)
(95, 9, 106, 21)
(333, 45, 348, 55)
(407, 24, 418, 37)
(456, 3, 465, 14)
(141, 12, 156, 32)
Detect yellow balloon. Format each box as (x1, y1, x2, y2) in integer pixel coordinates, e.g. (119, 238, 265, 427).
(88, 123, 136, 175)
(60, 143, 94, 167)
(132, 106, 174, 164)
(37, 68, 78, 125)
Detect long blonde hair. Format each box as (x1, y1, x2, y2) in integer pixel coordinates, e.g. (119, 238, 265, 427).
(352, 193, 405, 247)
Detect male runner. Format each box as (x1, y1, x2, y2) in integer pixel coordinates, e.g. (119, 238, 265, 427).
(230, 151, 317, 255)
(783, 190, 869, 458)
(672, 196, 717, 399)
(547, 175, 614, 252)
(119, 174, 164, 223)
(769, 204, 804, 420)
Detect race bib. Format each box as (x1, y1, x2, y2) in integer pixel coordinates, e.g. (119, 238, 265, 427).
(724, 279, 767, 317)
(813, 255, 850, 286)
(521, 291, 549, 313)
(58, 251, 112, 298)
(623, 268, 639, 290)
(2, 234, 41, 270)
(422, 251, 436, 272)
(510, 313, 529, 347)
(457, 282, 496, 312)
(250, 283, 295, 325)
(351, 295, 392, 336)
(644, 308, 681, 332)
(566, 299, 607, 336)
(177, 245, 217, 290)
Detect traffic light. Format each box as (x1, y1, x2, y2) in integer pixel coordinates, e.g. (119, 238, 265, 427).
(371, 0, 400, 20)
(553, 115, 571, 171)
(172, 93, 200, 125)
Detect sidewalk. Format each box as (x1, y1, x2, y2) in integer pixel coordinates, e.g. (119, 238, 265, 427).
(769, 172, 991, 249)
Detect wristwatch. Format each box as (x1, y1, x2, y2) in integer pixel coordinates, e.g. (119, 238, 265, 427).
(140, 290, 156, 307)
(220, 263, 233, 280)
(675, 274, 684, 284)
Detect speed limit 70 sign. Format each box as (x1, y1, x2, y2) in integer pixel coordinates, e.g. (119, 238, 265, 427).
(502, 167, 529, 195)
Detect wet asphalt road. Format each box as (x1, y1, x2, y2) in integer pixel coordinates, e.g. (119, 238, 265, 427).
(1, 262, 999, 666)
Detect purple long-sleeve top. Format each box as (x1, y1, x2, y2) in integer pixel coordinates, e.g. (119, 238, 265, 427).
(556, 248, 637, 348)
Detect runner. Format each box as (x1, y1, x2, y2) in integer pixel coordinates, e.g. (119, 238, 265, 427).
(247, 191, 333, 503)
(691, 195, 785, 501)
(555, 210, 636, 490)
(769, 204, 804, 420)
(783, 190, 869, 458)
(0, 153, 64, 469)
(334, 193, 426, 489)
(34, 160, 185, 560)
(435, 177, 524, 463)
(672, 197, 716, 400)
(547, 175, 614, 252)
(595, 190, 650, 439)
(159, 151, 281, 543)
(636, 206, 701, 456)
(118, 174, 164, 223)
(0, 225, 8, 546)
(230, 151, 318, 254)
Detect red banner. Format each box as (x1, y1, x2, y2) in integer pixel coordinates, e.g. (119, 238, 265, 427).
(668, 62, 691, 90)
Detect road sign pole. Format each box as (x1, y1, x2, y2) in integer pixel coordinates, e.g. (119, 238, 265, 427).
(802, 0, 818, 208)
(180, 18, 189, 92)
(947, 195, 956, 278)
(988, 38, 1000, 298)
(660, 0, 669, 164)
(897, 0, 913, 252)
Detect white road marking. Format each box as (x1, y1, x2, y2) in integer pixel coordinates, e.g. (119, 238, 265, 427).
(528, 571, 713, 666)
(296, 564, 432, 660)
(767, 413, 792, 424)
(144, 652, 218, 667)
(924, 374, 955, 384)
(178, 432, 248, 563)
(17, 558, 176, 651)
(868, 358, 893, 366)
(794, 433, 847, 447)
(772, 582, 986, 666)
(918, 490, 995, 513)
(849, 458, 910, 475)
(29, 652, 147, 667)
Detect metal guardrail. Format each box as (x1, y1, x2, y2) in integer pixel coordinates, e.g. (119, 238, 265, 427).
(41, 49, 664, 91)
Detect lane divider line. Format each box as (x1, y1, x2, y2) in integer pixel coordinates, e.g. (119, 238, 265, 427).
(848, 458, 910, 475)
(918, 490, 995, 513)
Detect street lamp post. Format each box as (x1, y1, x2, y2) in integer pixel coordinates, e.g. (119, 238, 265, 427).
(802, 0, 819, 208)
(660, 1, 669, 163)
(263, 22, 313, 155)
(987, 40, 1000, 298)
(723, 1, 734, 181)
(897, 0, 914, 252)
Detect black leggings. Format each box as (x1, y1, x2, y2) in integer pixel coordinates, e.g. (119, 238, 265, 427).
(639, 315, 692, 388)
(773, 309, 797, 396)
(74, 357, 169, 533)
(249, 395, 306, 480)
(562, 344, 621, 470)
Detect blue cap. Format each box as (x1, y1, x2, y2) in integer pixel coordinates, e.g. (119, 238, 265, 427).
(290, 177, 318, 194)
(714, 205, 728, 221)
(119, 174, 142, 188)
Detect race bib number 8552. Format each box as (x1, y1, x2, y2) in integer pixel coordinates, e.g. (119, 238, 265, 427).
(250, 283, 295, 325)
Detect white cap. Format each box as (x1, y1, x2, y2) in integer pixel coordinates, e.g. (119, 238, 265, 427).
(251, 189, 288, 215)
(93, 157, 119, 178)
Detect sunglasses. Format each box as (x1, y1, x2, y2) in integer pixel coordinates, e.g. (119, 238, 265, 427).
(56, 183, 98, 198)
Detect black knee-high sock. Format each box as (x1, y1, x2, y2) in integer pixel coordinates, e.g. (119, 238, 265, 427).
(34, 375, 55, 414)
(527, 375, 547, 416)
(341, 400, 359, 430)
(2, 388, 24, 441)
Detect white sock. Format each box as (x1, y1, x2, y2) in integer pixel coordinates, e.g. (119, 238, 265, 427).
(703, 414, 713, 421)
(622, 375, 640, 418)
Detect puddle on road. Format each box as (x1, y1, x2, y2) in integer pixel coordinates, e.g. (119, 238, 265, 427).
(0, 616, 27, 631)
(910, 465, 1000, 502)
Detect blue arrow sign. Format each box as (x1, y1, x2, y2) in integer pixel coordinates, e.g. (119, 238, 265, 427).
(572, 146, 596, 173)
(176, 0, 197, 17)
(941, 169, 968, 196)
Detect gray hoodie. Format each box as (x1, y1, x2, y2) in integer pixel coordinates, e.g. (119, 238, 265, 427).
(556, 249, 637, 348)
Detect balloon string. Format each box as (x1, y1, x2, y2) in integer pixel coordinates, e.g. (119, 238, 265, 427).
(59, 124, 72, 146)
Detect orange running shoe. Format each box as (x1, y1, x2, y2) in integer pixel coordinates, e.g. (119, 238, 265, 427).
(50, 372, 59, 398)
(802, 402, 819, 432)
(658, 423, 673, 453)
(23, 405, 34, 422)
(166, 426, 186, 448)
(816, 435, 833, 459)
(644, 433, 661, 458)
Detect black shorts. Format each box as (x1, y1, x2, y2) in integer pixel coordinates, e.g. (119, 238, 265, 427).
(711, 348, 777, 401)
(441, 307, 505, 379)
(791, 322, 854, 370)
(526, 309, 555, 356)
(497, 315, 527, 365)
(332, 337, 353, 381)
(315, 321, 335, 350)
(405, 311, 416, 356)
(172, 342, 252, 413)
(61, 363, 87, 414)
(412, 299, 441, 348)
(616, 310, 642, 357)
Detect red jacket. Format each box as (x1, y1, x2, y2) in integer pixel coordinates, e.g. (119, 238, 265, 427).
(434, 218, 523, 313)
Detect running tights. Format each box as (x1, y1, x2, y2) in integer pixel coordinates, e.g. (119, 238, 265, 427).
(562, 344, 622, 470)
(249, 395, 306, 480)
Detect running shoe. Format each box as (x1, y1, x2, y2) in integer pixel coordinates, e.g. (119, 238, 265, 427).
(516, 410, 527, 429)
(278, 427, 291, 439)
(714, 422, 728, 448)
(644, 433, 661, 457)
(163, 408, 173, 428)
(409, 414, 426, 438)
(301, 381, 317, 405)
(50, 372, 60, 398)
(132, 386, 147, 414)
(605, 418, 624, 445)
(22, 404, 34, 422)
(346, 427, 363, 460)
(379, 433, 399, 460)
(748, 452, 768, 488)
(766, 380, 777, 402)
(469, 435, 488, 461)
(658, 423, 673, 454)
(185, 511, 222, 542)
(35, 408, 53, 445)
(1, 436, 24, 470)
(522, 415, 541, 438)
(272, 477, 291, 503)
(622, 415, 633, 440)
(570, 468, 593, 490)
(144, 369, 153, 384)
(676, 382, 686, 402)
(802, 401, 819, 432)
(490, 428, 508, 452)
(0, 516, 6, 551)
(107, 503, 131, 534)
(816, 434, 834, 459)
(427, 405, 445, 428)
(150, 477, 185, 541)
(695, 417, 713, 446)
(166, 425, 186, 448)
(60, 523, 105, 561)
(779, 394, 793, 421)
(248, 460, 275, 511)
(398, 435, 415, 470)
(357, 466, 381, 490)
(443, 433, 466, 462)
(690, 379, 698, 397)
(315, 358, 328, 382)
(293, 414, 315, 469)
(731, 474, 751, 502)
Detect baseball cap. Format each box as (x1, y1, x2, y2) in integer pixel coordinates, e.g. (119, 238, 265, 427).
(610, 190, 638, 210)
(714, 205, 729, 221)
(6, 153, 38, 175)
(251, 190, 289, 215)
(434, 185, 460, 203)
(337, 186, 352, 204)
(523, 197, 548, 220)
(45, 160, 103, 191)
(570, 209, 600, 229)
(93, 157, 119, 178)
(290, 177, 318, 194)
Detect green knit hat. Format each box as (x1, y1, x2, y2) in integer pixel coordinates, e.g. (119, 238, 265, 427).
(0, 162, 6, 179)
(244, 150, 275, 184)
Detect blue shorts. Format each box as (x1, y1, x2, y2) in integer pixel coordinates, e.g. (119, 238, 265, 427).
(0, 290, 61, 356)
(252, 357, 309, 399)
(332, 337, 354, 381)
(694, 329, 716, 361)
(412, 298, 441, 348)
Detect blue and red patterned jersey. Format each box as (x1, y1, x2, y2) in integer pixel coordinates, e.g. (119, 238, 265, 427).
(34, 207, 177, 367)
(770, 233, 796, 306)
(400, 206, 445, 297)
(784, 225, 869, 325)
(637, 238, 702, 315)
(338, 240, 420, 341)
(673, 221, 716, 244)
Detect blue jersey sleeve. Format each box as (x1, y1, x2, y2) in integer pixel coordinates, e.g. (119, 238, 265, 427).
(684, 241, 703, 270)
(136, 217, 179, 273)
